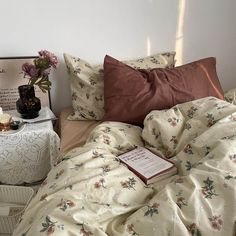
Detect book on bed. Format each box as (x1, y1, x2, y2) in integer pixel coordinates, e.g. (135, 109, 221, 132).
(118, 146, 177, 185)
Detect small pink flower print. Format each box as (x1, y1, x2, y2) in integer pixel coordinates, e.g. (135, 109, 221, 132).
(184, 144, 194, 155)
(103, 135, 111, 145)
(168, 117, 179, 127)
(152, 128, 160, 139)
(187, 223, 201, 236)
(229, 154, 236, 164)
(94, 178, 106, 189)
(144, 202, 160, 217)
(127, 224, 139, 235)
(102, 165, 111, 175)
(92, 151, 104, 159)
(40, 216, 57, 235)
(201, 177, 218, 199)
(40, 193, 48, 201)
(76, 223, 93, 236)
(94, 182, 101, 189)
(80, 228, 93, 236)
(121, 177, 136, 190)
(206, 113, 216, 127)
(209, 215, 223, 231)
(187, 106, 198, 118)
(176, 197, 187, 208)
(57, 199, 75, 211)
(231, 115, 236, 121)
(201, 187, 208, 196)
(152, 203, 159, 208)
(55, 169, 64, 179)
(47, 226, 55, 235)
(170, 136, 178, 149)
(127, 224, 134, 233)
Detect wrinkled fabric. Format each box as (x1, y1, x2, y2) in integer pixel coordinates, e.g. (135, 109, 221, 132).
(14, 97, 236, 236)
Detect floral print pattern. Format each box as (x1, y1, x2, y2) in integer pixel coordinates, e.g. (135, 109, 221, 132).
(209, 215, 223, 231)
(184, 144, 194, 155)
(185, 160, 203, 171)
(127, 224, 139, 235)
(224, 88, 236, 105)
(206, 113, 217, 127)
(168, 117, 179, 127)
(76, 223, 93, 236)
(40, 216, 58, 235)
(57, 199, 75, 211)
(229, 154, 236, 163)
(121, 177, 137, 190)
(144, 202, 159, 216)
(94, 178, 106, 189)
(201, 177, 218, 199)
(187, 223, 202, 236)
(187, 106, 198, 118)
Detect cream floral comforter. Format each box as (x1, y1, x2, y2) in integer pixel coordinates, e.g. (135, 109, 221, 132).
(14, 97, 236, 236)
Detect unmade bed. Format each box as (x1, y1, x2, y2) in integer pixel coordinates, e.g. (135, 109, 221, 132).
(12, 53, 236, 235)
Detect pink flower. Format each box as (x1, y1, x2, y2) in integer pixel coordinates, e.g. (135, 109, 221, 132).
(212, 222, 219, 230)
(38, 50, 58, 68)
(22, 63, 39, 78)
(209, 215, 223, 231)
(21, 50, 58, 92)
(94, 182, 101, 188)
(152, 203, 159, 208)
(127, 224, 134, 233)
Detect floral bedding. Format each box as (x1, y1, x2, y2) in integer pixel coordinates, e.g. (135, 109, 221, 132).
(14, 97, 236, 236)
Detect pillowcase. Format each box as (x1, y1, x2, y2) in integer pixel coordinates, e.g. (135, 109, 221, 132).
(224, 88, 236, 105)
(103, 55, 224, 124)
(64, 52, 176, 120)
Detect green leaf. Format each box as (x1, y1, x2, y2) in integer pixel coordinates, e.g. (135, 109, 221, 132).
(40, 227, 48, 232)
(45, 216, 51, 223)
(42, 223, 48, 227)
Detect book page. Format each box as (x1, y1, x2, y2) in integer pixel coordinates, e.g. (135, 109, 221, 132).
(118, 146, 173, 179)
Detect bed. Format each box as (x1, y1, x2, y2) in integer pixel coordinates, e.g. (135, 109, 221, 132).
(58, 107, 101, 155)
(13, 53, 236, 236)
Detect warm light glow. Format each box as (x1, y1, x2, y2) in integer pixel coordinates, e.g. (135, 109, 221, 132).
(175, 0, 186, 65)
(146, 36, 151, 56)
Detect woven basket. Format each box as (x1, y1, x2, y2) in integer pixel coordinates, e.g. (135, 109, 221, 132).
(0, 185, 34, 234)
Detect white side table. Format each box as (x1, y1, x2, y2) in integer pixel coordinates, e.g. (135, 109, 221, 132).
(0, 107, 60, 185)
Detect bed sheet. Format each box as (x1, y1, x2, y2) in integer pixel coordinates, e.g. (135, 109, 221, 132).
(14, 97, 236, 236)
(58, 107, 101, 154)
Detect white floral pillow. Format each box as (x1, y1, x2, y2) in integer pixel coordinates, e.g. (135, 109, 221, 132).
(64, 52, 176, 120)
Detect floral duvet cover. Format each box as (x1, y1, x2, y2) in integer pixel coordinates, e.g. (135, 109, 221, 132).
(14, 97, 236, 236)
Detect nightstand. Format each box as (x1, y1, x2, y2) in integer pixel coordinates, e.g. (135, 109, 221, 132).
(0, 107, 60, 185)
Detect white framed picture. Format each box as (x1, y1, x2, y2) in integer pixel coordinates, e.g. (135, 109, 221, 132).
(0, 56, 51, 111)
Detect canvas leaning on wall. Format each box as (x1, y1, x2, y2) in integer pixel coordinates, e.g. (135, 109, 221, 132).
(0, 57, 51, 111)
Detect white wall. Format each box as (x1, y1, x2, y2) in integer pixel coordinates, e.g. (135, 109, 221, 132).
(1, 0, 236, 115)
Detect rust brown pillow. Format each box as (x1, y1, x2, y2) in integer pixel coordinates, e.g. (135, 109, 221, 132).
(103, 55, 224, 124)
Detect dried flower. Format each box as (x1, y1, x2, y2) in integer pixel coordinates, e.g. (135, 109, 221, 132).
(22, 50, 58, 93)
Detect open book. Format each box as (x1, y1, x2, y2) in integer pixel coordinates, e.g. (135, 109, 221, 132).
(118, 146, 177, 185)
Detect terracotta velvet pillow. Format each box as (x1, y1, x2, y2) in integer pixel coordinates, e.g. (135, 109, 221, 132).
(103, 55, 224, 124)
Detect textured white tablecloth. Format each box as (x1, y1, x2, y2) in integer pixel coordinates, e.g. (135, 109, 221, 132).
(0, 107, 60, 185)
